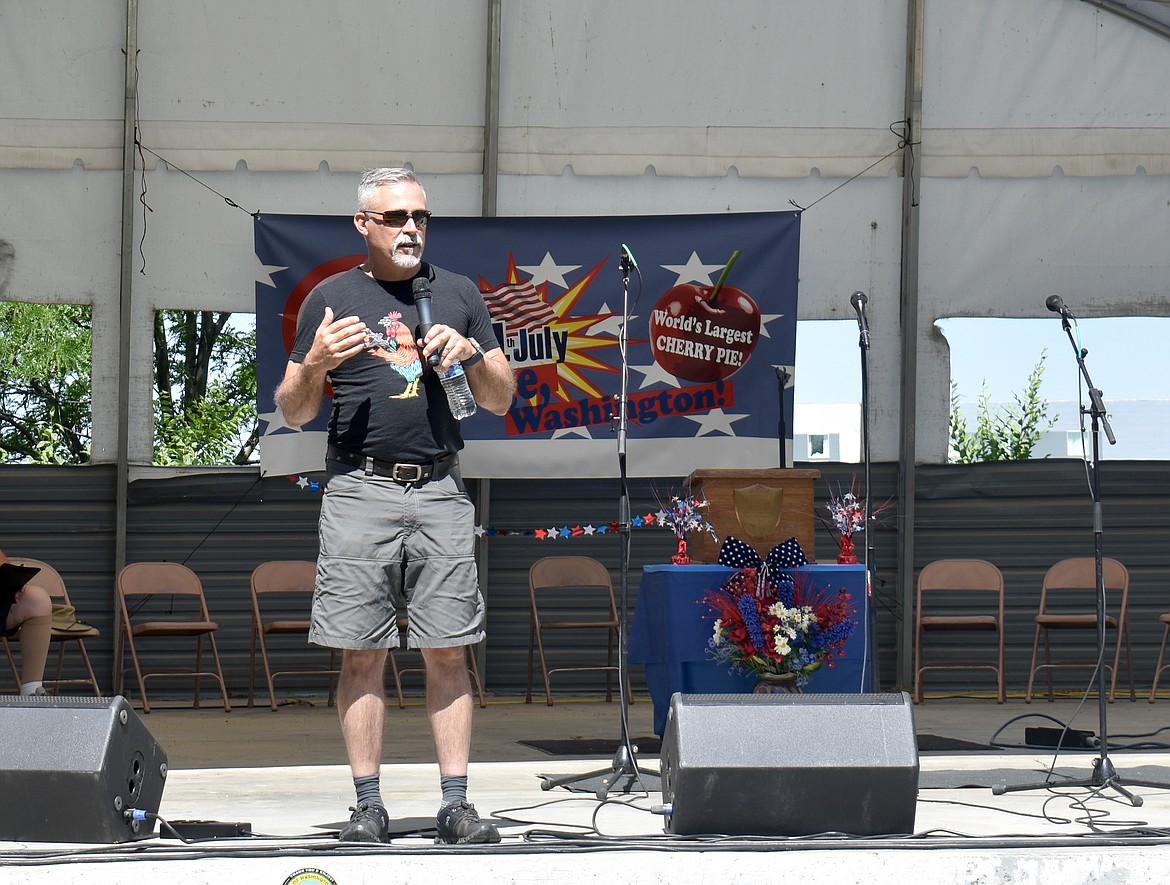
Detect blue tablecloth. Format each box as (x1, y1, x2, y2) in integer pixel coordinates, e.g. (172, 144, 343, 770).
(629, 563, 872, 735)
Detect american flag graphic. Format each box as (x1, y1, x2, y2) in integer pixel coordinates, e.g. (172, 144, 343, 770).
(482, 279, 556, 331)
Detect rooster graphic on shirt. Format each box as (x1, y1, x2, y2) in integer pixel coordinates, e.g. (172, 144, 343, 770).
(365, 311, 423, 399)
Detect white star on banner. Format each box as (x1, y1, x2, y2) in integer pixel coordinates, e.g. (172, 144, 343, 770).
(661, 252, 725, 286)
(296, 476, 310, 489)
(546, 527, 560, 540)
(758, 312, 784, 339)
(517, 252, 581, 289)
(629, 361, 681, 390)
(684, 408, 750, 437)
(259, 407, 296, 434)
(586, 303, 629, 338)
(255, 254, 288, 288)
(550, 426, 596, 439)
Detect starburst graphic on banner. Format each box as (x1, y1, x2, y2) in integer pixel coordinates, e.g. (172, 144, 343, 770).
(480, 255, 623, 403)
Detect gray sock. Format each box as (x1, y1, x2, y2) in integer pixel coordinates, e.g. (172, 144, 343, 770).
(354, 773, 383, 808)
(440, 774, 468, 807)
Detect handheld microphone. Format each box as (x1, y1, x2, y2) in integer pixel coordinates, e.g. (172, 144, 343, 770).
(413, 276, 441, 368)
(1045, 294, 1074, 320)
(850, 290, 870, 347)
(619, 243, 637, 274)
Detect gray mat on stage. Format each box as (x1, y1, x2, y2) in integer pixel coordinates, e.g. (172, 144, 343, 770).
(920, 764, 1170, 790)
(523, 734, 994, 756)
(521, 738, 662, 756)
(915, 734, 995, 753)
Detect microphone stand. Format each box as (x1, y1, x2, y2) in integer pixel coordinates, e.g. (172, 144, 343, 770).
(855, 296, 878, 692)
(994, 309, 1168, 804)
(539, 249, 660, 799)
(775, 366, 791, 468)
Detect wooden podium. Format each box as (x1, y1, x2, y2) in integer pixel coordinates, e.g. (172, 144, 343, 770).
(685, 468, 820, 563)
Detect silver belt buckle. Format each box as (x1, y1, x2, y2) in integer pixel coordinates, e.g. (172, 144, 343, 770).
(391, 462, 424, 483)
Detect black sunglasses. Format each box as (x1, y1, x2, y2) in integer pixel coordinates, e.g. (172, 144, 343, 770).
(361, 209, 432, 228)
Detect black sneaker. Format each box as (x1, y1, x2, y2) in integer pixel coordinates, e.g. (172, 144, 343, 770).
(338, 802, 390, 843)
(435, 800, 500, 844)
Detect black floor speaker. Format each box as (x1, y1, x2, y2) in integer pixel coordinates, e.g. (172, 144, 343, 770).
(0, 694, 168, 842)
(660, 692, 919, 836)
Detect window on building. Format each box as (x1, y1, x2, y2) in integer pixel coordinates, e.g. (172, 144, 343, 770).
(793, 320, 861, 463)
(939, 317, 1169, 461)
(0, 301, 93, 464)
(152, 309, 258, 466)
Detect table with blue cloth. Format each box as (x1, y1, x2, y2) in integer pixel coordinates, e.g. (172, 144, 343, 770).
(628, 563, 872, 736)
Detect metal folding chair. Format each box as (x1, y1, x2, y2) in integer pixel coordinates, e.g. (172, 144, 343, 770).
(117, 561, 231, 713)
(3, 558, 101, 695)
(913, 558, 1005, 703)
(247, 560, 340, 711)
(526, 555, 621, 705)
(1026, 557, 1135, 703)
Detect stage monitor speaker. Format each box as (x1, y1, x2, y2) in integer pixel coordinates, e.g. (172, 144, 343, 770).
(0, 694, 168, 843)
(660, 692, 918, 836)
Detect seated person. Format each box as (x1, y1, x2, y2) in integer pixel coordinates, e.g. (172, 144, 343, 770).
(1, 549, 52, 696)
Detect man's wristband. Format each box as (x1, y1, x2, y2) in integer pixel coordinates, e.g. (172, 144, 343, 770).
(464, 337, 486, 367)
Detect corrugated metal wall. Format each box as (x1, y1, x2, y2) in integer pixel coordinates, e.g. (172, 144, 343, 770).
(2, 461, 1167, 703)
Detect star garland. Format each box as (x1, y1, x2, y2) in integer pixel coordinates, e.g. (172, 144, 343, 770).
(474, 511, 673, 540)
(285, 474, 683, 540)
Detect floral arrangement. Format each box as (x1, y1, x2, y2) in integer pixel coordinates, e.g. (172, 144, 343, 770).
(822, 481, 892, 564)
(656, 493, 717, 564)
(704, 566, 856, 686)
(826, 489, 866, 538)
(657, 494, 716, 541)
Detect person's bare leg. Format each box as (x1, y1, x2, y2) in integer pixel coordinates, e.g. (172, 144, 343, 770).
(335, 648, 391, 842)
(423, 646, 498, 843)
(337, 648, 388, 773)
(422, 646, 472, 775)
(7, 584, 51, 693)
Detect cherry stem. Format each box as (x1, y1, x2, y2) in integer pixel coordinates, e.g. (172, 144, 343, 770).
(708, 250, 742, 304)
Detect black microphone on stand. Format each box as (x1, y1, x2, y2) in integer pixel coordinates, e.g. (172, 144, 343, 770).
(619, 243, 637, 274)
(1045, 294, 1075, 320)
(850, 290, 870, 349)
(413, 276, 440, 369)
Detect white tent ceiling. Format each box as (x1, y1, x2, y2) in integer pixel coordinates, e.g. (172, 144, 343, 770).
(0, 0, 1167, 466)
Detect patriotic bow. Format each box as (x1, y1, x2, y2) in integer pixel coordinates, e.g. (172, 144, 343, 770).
(716, 536, 809, 573)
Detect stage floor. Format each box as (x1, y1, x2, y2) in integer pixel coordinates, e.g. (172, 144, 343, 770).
(3, 694, 1170, 883)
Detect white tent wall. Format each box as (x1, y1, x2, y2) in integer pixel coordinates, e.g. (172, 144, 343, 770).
(1, 0, 1168, 467)
(913, 0, 1170, 460)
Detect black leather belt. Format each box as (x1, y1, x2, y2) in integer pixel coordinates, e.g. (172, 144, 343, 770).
(327, 445, 456, 485)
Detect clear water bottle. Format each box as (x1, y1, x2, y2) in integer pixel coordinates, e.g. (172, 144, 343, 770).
(440, 360, 477, 420)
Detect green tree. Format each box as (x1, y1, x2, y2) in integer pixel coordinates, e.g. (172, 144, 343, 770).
(0, 302, 93, 464)
(152, 310, 258, 466)
(949, 352, 1056, 463)
(0, 301, 257, 466)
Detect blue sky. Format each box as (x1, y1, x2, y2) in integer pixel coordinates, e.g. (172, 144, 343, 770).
(796, 317, 1165, 407)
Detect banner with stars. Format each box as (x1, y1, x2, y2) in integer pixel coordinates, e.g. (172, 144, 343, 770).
(255, 211, 800, 478)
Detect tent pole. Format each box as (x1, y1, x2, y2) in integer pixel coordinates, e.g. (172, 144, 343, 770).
(113, 0, 139, 693)
(895, 0, 924, 692)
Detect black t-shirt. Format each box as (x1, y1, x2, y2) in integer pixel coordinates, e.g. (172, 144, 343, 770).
(289, 263, 499, 463)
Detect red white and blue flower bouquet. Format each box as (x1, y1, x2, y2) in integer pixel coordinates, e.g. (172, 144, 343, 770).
(704, 563, 857, 688)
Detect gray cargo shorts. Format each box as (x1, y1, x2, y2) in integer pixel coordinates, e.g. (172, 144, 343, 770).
(308, 463, 485, 651)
